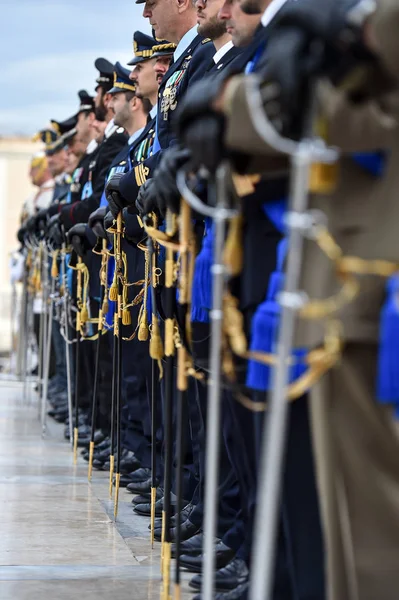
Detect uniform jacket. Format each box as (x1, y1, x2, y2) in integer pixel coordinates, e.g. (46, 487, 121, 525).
(119, 34, 215, 204)
(218, 0, 399, 343)
(61, 126, 127, 230)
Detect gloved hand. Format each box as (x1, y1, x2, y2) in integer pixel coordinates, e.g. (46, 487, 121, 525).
(67, 223, 93, 258)
(123, 207, 145, 245)
(25, 215, 37, 237)
(257, 0, 377, 135)
(135, 179, 158, 217)
(47, 214, 63, 249)
(17, 226, 26, 246)
(35, 208, 49, 234)
(88, 206, 107, 239)
(105, 172, 127, 218)
(153, 146, 192, 216)
(176, 78, 226, 172)
(104, 211, 116, 246)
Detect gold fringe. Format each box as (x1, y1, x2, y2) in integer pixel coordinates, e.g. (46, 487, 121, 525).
(223, 214, 243, 276)
(122, 308, 132, 326)
(51, 251, 59, 278)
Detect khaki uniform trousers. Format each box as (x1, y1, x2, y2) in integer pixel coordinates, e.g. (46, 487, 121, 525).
(310, 343, 399, 600)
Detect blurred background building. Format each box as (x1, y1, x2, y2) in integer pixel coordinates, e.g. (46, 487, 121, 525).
(0, 137, 40, 355)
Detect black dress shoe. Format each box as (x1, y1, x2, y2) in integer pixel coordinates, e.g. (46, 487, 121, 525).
(180, 541, 236, 573)
(134, 496, 165, 517)
(132, 487, 163, 505)
(150, 502, 194, 530)
(154, 519, 200, 543)
(171, 532, 205, 558)
(126, 477, 153, 495)
(119, 455, 141, 474)
(192, 582, 248, 600)
(189, 558, 248, 592)
(126, 467, 152, 483)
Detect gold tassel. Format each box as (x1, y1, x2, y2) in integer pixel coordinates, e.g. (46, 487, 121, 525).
(138, 309, 149, 341)
(102, 298, 109, 315)
(150, 314, 164, 360)
(223, 214, 243, 276)
(51, 251, 59, 278)
(80, 304, 89, 324)
(122, 308, 132, 326)
(109, 278, 118, 302)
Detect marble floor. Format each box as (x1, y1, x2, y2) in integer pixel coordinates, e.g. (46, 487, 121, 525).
(0, 382, 193, 600)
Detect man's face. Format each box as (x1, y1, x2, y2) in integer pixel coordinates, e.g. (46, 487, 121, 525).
(67, 136, 87, 160)
(65, 152, 79, 175)
(238, 0, 265, 15)
(196, 0, 227, 39)
(111, 92, 132, 128)
(143, 0, 179, 41)
(94, 86, 108, 121)
(153, 56, 172, 85)
(219, 0, 260, 46)
(76, 111, 94, 143)
(130, 59, 158, 100)
(47, 149, 67, 177)
(92, 119, 107, 142)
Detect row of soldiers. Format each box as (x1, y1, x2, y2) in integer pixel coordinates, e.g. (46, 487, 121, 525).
(15, 0, 399, 598)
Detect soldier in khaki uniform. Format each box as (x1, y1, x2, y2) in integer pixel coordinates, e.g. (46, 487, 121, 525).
(175, 0, 399, 598)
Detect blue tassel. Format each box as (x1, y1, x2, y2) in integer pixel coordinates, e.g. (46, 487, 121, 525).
(246, 239, 307, 392)
(352, 151, 386, 177)
(191, 218, 213, 324)
(377, 275, 399, 415)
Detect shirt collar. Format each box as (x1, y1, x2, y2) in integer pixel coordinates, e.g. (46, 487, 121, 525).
(105, 118, 119, 139)
(86, 139, 98, 155)
(128, 127, 145, 146)
(261, 0, 288, 27)
(173, 25, 198, 63)
(213, 40, 234, 64)
(150, 104, 158, 119)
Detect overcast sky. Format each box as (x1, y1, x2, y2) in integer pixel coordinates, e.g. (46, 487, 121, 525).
(0, 0, 151, 136)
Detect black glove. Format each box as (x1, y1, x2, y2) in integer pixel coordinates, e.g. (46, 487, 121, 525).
(47, 214, 63, 249)
(67, 223, 93, 257)
(258, 0, 377, 133)
(35, 208, 49, 234)
(25, 215, 37, 236)
(105, 172, 127, 218)
(135, 179, 159, 217)
(17, 226, 26, 246)
(175, 78, 226, 172)
(88, 206, 107, 239)
(153, 146, 191, 216)
(123, 207, 145, 245)
(104, 211, 116, 246)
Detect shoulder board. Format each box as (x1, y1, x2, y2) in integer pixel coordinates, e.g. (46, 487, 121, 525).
(202, 38, 212, 44)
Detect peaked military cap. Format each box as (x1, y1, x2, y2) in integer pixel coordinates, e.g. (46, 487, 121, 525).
(46, 116, 78, 155)
(127, 31, 157, 65)
(94, 57, 114, 92)
(77, 90, 95, 114)
(152, 41, 177, 58)
(32, 126, 58, 147)
(109, 62, 136, 95)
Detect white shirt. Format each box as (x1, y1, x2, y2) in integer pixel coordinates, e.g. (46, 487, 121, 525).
(128, 128, 144, 146)
(105, 118, 120, 139)
(86, 139, 98, 155)
(150, 104, 158, 119)
(173, 25, 199, 63)
(213, 40, 234, 64)
(261, 0, 288, 27)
